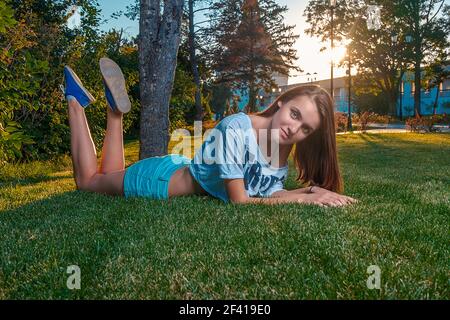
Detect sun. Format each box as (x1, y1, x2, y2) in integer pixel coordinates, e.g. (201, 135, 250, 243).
(333, 45, 348, 64)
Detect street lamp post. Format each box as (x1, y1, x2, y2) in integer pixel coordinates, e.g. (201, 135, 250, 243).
(391, 32, 401, 120)
(347, 48, 352, 131)
(330, 0, 336, 100)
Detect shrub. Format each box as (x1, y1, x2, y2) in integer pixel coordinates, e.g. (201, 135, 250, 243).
(405, 114, 445, 133)
(0, 3, 145, 163)
(371, 114, 393, 124)
(0, 121, 34, 164)
(353, 111, 378, 132)
(334, 112, 348, 132)
(431, 113, 449, 124)
(169, 104, 189, 134)
(405, 114, 421, 132)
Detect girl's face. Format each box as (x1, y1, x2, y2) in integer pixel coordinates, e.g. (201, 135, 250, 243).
(271, 95, 321, 145)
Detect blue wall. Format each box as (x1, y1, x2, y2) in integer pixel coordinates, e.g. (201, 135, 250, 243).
(334, 83, 450, 116)
(224, 78, 450, 118)
(395, 82, 450, 116)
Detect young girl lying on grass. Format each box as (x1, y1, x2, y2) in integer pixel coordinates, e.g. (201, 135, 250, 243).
(63, 57, 358, 207)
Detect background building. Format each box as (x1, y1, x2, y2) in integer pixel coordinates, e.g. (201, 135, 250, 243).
(225, 67, 450, 117)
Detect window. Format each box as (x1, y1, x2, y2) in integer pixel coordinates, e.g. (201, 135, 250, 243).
(442, 79, 450, 91)
(424, 80, 431, 95)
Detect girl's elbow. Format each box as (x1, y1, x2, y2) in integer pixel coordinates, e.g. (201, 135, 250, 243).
(229, 196, 250, 204)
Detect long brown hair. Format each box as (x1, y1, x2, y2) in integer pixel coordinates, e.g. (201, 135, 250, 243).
(253, 84, 344, 193)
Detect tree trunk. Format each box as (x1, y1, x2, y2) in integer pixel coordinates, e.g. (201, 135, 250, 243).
(386, 75, 398, 116)
(388, 94, 397, 117)
(248, 84, 257, 113)
(139, 0, 184, 159)
(433, 80, 440, 115)
(188, 0, 203, 121)
(412, 11, 422, 117)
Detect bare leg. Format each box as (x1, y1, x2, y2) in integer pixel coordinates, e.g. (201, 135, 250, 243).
(68, 98, 124, 196)
(68, 98, 98, 185)
(99, 106, 124, 173)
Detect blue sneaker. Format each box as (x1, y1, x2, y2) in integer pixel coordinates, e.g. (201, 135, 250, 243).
(99, 57, 131, 113)
(63, 66, 96, 107)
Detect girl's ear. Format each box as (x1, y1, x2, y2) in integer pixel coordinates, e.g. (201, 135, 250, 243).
(277, 101, 283, 108)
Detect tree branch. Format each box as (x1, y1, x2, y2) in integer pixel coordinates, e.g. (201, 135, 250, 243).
(193, 19, 211, 27)
(427, 0, 445, 24)
(193, 7, 211, 14)
(425, 0, 434, 24)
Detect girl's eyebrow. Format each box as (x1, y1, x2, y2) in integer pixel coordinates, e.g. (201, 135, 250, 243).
(293, 107, 313, 131)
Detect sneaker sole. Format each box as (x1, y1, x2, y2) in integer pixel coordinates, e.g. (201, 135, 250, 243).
(99, 57, 131, 113)
(64, 66, 96, 104)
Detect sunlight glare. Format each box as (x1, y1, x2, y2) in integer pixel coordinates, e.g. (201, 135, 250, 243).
(331, 45, 348, 65)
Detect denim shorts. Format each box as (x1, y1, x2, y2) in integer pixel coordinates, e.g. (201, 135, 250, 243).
(123, 154, 192, 200)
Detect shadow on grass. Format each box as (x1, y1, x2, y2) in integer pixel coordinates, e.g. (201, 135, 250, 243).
(0, 189, 241, 298)
(0, 172, 73, 188)
(338, 134, 449, 206)
(0, 190, 142, 299)
(357, 132, 449, 148)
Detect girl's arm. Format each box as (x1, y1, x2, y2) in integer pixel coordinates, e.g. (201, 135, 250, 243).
(224, 179, 324, 206)
(224, 179, 357, 206)
(270, 188, 311, 198)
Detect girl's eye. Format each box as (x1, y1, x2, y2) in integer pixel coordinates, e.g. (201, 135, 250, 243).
(291, 111, 298, 119)
(303, 128, 310, 135)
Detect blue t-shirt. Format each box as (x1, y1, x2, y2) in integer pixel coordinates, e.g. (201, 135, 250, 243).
(189, 112, 288, 203)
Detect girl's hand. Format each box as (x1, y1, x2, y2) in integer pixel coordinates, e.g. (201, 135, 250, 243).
(311, 186, 358, 204)
(301, 189, 359, 207)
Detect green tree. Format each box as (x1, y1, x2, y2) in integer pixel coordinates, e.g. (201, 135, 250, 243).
(305, 0, 449, 116)
(305, 0, 404, 116)
(186, 0, 210, 121)
(424, 49, 450, 115)
(0, 1, 36, 163)
(1, 0, 140, 162)
(0, 1, 16, 32)
(398, 0, 450, 116)
(206, 0, 299, 113)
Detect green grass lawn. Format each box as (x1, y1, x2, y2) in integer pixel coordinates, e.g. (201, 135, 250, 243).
(0, 133, 449, 299)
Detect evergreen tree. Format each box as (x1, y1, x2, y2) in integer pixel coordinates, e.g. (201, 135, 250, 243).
(206, 0, 299, 113)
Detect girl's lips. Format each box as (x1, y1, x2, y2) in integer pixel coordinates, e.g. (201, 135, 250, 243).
(280, 128, 288, 139)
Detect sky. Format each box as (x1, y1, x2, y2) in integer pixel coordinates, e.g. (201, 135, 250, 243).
(94, 0, 348, 85)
